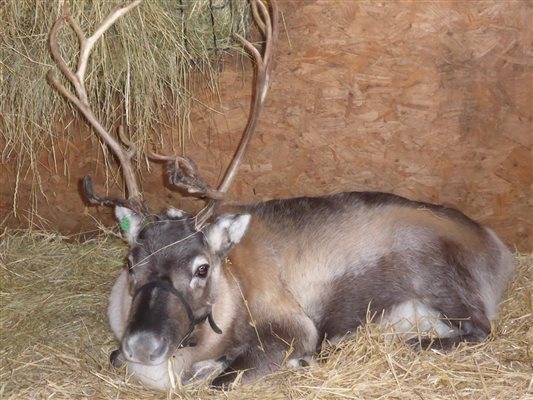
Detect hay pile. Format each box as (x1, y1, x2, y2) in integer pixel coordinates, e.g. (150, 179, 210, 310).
(1, 0, 249, 211)
(1, 231, 532, 399)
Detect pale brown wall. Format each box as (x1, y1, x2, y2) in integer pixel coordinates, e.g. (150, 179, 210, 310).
(1, 0, 532, 250)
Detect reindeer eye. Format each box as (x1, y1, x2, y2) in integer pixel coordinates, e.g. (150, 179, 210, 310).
(194, 264, 210, 278)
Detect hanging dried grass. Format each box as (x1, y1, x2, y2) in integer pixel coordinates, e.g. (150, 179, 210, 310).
(0, 0, 249, 213)
(1, 231, 531, 399)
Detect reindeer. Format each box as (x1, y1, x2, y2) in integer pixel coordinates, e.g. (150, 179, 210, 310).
(48, 0, 515, 391)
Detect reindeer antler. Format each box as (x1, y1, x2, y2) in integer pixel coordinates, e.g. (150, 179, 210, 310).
(151, 0, 278, 228)
(148, 152, 226, 200)
(194, 0, 278, 228)
(47, 1, 145, 213)
(216, 0, 277, 194)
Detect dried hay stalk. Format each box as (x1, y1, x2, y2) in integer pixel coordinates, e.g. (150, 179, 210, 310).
(1, 231, 532, 399)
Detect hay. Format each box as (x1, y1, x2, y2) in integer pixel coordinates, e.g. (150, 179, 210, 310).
(1, 231, 532, 399)
(0, 0, 249, 213)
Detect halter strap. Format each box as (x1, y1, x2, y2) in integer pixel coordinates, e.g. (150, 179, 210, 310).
(133, 280, 222, 344)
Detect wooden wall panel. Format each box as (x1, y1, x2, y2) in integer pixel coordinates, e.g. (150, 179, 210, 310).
(1, 0, 531, 250)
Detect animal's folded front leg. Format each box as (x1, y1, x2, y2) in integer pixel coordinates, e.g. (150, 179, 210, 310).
(182, 356, 230, 386)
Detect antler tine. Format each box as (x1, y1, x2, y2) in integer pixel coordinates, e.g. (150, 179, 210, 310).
(149, 150, 226, 200)
(48, 0, 143, 205)
(194, 0, 278, 229)
(249, 0, 265, 36)
(82, 176, 148, 216)
(118, 125, 137, 159)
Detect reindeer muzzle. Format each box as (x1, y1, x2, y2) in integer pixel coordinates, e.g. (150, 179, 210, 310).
(132, 280, 222, 348)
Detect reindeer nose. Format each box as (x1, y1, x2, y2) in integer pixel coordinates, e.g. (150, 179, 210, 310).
(122, 332, 169, 365)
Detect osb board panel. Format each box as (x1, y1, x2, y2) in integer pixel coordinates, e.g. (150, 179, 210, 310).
(1, 0, 532, 250)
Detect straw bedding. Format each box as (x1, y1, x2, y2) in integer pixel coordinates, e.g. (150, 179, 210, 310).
(1, 231, 532, 399)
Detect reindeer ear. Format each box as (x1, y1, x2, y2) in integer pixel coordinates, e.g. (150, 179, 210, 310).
(114, 206, 142, 244)
(205, 214, 251, 255)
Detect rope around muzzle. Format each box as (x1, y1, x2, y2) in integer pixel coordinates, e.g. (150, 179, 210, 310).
(133, 280, 222, 348)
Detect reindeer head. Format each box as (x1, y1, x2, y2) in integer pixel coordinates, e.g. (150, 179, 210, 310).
(115, 207, 250, 365)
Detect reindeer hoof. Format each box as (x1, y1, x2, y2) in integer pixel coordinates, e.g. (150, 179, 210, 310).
(110, 349, 125, 368)
(298, 359, 310, 367)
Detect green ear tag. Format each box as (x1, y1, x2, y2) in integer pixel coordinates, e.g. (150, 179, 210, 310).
(120, 216, 130, 231)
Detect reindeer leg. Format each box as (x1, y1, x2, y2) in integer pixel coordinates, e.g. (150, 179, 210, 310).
(182, 356, 230, 385)
(210, 307, 319, 387)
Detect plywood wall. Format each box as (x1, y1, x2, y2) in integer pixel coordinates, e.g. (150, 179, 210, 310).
(1, 0, 531, 250)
